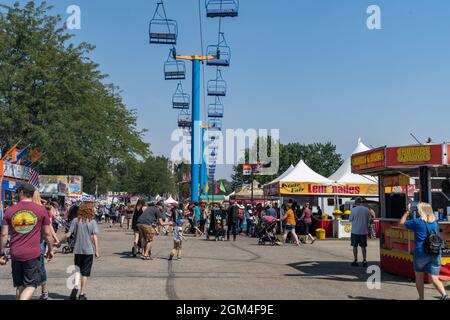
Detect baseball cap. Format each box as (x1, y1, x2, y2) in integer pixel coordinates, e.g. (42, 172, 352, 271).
(16, 183, 36, 194)
(354, 197, 364, 204)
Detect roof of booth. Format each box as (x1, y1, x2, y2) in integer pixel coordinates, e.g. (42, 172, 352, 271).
(329, 138, 378, 185)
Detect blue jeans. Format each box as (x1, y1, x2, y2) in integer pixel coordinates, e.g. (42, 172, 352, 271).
(246, 219, 254, 236)
(39, 242, 47, 284)
(413, 251, 441, 276)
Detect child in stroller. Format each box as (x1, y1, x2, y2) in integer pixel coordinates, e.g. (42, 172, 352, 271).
(258, 215, 281, 246)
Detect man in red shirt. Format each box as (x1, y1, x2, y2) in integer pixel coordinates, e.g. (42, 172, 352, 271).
(0, 183, 55, 300)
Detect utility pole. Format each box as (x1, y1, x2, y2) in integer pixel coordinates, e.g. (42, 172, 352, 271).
(176, 54, 215, 203)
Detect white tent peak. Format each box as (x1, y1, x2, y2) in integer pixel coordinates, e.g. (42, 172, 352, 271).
(265, 164, 295, 186)
(165, 196, 178, 205)
(280, 160, 333, 184)
(329, 138, 378, 184)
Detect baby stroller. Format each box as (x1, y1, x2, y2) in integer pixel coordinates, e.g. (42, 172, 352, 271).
(214, 210, 225, 241)
(62, 220, 75, 254)
(258, 216, 280, 246)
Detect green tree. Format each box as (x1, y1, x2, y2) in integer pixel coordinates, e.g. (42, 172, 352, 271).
(231, 141, 343, 188)
(0, 2, 149, 193)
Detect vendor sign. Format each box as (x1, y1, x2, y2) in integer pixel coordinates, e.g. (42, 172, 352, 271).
(68, 176, 82, 197)
(264, 183, 279, 196)
(351, 148, 385, 173)
(1, 161, 30, 180)
(279, 182, 378, 196)
(384, 174, 411, 187)
(386, 144, 443, 167)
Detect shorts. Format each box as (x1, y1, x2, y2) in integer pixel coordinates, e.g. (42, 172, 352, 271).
(413, 252, 441, 276)
(285, 224, 295, 231)
(127, 214, 133, 220)
(74, 254, 94, 277)
(194, 218, 199, 227)
(12, 258, 41, 288)
(173, 240, 182, 250)
(351, 234, 367, 248)
(138, 224, 155, 243)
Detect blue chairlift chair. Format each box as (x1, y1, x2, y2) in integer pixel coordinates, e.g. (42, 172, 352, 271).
(149, 2, 178, 45)
(208, 98, 224, 118)
(208, 118, 222, 131)
(164, 50, 185, 80)
(206, 33, 231, 67)
(207, 70, 227, 97)
(172, 83, 190, 109)
(178, 111, 192, 129)
(206, 0, 239, 18)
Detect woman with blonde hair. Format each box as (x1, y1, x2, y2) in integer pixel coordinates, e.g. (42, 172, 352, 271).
(61, 201, 99, 300)
(400, 202, 448, 300)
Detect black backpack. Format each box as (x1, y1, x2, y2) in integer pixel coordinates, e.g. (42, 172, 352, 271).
(423, 220, 444, 256)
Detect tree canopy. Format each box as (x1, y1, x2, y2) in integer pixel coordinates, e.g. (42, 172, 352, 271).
(231, 140, 343, 190)
(0, 2, 174, 195)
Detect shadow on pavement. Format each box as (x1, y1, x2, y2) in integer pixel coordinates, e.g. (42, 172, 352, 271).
(113, 251, 138, 259)
(48, 292, 69, 300)
(286, 260, 411, 284)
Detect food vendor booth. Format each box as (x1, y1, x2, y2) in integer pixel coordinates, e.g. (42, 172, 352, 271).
(0, 160, 30, 209)
(264, 159, 380, 238)
(328, 139, 380, 238)
(352, 143, 450, 280)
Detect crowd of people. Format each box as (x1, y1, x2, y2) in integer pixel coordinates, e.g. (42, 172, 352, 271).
(1, 187, 448, 301)
(0, 183, 99, 300)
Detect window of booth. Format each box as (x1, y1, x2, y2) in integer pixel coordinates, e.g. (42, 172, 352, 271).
(4, 190, 14, 209)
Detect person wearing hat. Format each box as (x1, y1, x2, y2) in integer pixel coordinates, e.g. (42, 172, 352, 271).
(349, 197, 371, 267)
(0, 183, 56, 300)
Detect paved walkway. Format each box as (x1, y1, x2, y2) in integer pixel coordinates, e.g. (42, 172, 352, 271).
(0, 224, 444, 300)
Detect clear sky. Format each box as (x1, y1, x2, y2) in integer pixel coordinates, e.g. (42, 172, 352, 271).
(7, 0, 450, 179)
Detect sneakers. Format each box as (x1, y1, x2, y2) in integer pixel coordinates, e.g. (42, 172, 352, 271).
(78, 294, 87, 300)
(362, 261, 368, 268)
(440, 295, 449, 300)
(351, 261, 359, 267)
(39, 290, 49, 300)
(132, 245, 137, 257)
(70, 288, 79, 300)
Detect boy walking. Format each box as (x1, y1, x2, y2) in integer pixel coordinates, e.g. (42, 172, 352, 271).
(169, 219, 185, 261)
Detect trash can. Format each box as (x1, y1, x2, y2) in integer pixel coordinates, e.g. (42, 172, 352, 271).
(316, 228, 326, 240)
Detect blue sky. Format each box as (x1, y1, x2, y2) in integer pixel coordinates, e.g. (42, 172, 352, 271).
(6, 0, 450, 179)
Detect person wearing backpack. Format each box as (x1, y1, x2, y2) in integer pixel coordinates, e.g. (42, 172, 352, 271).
(400, 202, 448, 300)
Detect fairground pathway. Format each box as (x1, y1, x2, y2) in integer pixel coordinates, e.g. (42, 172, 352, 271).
(0, 223, 443, 300)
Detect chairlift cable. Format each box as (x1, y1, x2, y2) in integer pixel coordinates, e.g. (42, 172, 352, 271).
(198, 0, 208, 125)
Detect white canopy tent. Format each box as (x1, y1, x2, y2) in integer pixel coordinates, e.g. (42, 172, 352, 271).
(280, 160, 333, 184)
(264, 165, 295, 187)
(165, 196, 178, 206)
(329, 138, 378, 185)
